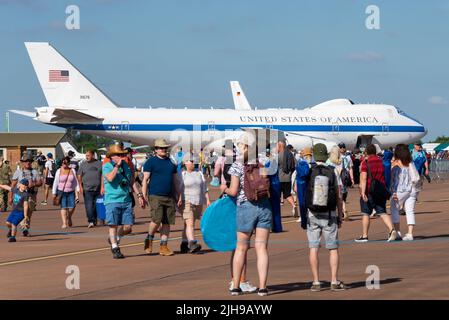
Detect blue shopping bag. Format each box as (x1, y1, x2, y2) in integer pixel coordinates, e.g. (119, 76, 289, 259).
(200, 196, 237, 252)
(96, 196, 106, 220)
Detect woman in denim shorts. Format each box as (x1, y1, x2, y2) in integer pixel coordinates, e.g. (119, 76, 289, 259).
(221, 132, 272, 297)
(52, 157, 79, 229)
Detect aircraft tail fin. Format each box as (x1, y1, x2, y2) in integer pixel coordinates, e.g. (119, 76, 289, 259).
(60, 142, 84, 159)
(230, 81, 252, 110)
(24, 42, 118, 109)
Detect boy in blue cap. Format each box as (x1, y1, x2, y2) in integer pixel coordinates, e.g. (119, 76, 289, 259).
(1, 179, 30, 242)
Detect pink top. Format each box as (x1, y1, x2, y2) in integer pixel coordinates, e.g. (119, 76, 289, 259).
(52, 169, 80, 194)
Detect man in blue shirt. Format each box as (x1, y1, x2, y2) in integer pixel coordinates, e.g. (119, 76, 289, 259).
(103, 144, 144, 259)
(412, 143, 430, 182)
(142, 139, 179, 256)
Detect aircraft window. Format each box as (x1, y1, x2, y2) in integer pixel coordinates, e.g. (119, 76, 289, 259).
(396, 107, 424, 125)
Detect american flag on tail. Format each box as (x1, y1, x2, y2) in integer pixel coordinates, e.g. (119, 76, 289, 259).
(49, 70, 69, 82)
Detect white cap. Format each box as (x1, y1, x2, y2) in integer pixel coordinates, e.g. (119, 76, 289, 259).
(236, 131, 256, 147)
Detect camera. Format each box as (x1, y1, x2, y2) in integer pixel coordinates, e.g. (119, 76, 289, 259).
(120, 180, 129, 188)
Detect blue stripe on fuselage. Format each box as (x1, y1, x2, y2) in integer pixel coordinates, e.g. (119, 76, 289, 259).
(53, 123, 426, 133)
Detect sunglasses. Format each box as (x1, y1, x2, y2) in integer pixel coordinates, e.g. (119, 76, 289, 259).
(156, 147, 168, 150)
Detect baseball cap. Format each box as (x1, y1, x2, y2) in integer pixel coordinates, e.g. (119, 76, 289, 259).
(313, 143, 328, 162)
(47, 153, 53, 158)
(19, 178, 29, 186)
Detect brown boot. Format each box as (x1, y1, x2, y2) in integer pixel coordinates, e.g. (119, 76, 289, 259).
(159, 243, 174, 256)
(144, 236, 153, 254)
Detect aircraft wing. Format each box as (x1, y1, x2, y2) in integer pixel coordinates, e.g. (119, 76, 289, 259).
(230, 81, 252, 110)
(10, 107, 103, 123)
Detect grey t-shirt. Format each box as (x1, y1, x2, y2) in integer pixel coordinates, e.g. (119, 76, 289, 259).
(12, 187, 29, 212)
(77, 160, 102, 191)
(12, 169, 41, 195)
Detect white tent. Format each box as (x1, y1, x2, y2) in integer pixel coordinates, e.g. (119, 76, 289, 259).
(422, 143, 440, 154)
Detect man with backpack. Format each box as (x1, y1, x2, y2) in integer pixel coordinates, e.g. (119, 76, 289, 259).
(41, 153, 56, 206)
(355, 144, 397, 243)
(277, 140, 297, 217)
(303, 143, 346, 292)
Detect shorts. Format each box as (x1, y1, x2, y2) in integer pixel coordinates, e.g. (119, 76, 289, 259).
(181, 201, 203, 220)
(7, 210, 25, 226)
(360, 195, 387, 215)
(57, 191, 75, 209)
(149, 195, 176, 225)
(307, 211, 339, 250)
(236, 198, 273, 233)
(280, 182, 292, 199)
(45, 178, 54, 187)
(105, 202, 134, 226)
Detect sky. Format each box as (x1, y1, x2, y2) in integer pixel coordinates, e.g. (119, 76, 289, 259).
(0, 0, 448, 141)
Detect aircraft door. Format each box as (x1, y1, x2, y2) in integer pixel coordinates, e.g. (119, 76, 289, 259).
(382, 123, 389, 136)
(121, 121, 130, 135)
(356, 135, 373, 150)
(207, 121, 215, 133)
(332, 122, 339, 135)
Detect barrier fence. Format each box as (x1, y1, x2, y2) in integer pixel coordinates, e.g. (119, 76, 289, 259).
(428, 159, 449, 183)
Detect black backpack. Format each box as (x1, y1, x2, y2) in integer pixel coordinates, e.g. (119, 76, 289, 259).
(306, 164, 338, 214)
(49, 160, 57, 177)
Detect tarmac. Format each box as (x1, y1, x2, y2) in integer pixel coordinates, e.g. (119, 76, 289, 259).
(0, 180, 448, 300)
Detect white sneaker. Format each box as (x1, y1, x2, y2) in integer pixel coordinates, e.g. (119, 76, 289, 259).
(296, 217, 302, 223)
(240, 281, 258, 293)
(402, 233, 414, 241)
(387, 229, 398, 242)
(87, 223, 95, 228)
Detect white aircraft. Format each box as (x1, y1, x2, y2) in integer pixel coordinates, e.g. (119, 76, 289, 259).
(11, 42, 427, 152)
(59, 142, 87, 161)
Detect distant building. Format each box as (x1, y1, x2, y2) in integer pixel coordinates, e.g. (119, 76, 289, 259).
(0, 132, 71, 166)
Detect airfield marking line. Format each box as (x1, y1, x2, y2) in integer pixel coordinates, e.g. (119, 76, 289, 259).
(0, 197, 447, 267)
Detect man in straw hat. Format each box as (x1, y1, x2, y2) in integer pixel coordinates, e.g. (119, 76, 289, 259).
(142, 138, 179, 256)
(103, 144, 145, 259)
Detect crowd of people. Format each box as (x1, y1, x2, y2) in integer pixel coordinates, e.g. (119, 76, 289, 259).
(1, 135, 433, 296)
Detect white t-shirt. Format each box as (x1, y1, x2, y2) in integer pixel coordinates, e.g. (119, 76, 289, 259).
(45, 159, 55, 178)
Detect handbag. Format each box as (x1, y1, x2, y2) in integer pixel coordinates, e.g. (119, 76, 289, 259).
(366, 159, 390, 201)
(53, 169, 72, 206)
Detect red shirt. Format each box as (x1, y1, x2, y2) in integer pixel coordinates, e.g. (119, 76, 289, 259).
(360, 155, 385, 193)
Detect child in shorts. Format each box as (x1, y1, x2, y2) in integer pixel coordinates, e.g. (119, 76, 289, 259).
(1, 179, 30, 242)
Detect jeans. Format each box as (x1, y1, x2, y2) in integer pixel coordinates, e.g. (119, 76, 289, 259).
(84, 190, 100, 223)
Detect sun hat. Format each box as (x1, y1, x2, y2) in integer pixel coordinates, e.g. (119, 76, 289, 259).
(154, 139, 171, 148)
(106, 144, 128, 157)
(236, 131, 256, 147)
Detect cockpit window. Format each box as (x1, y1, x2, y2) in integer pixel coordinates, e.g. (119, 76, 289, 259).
(396, 107, 424, 125)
